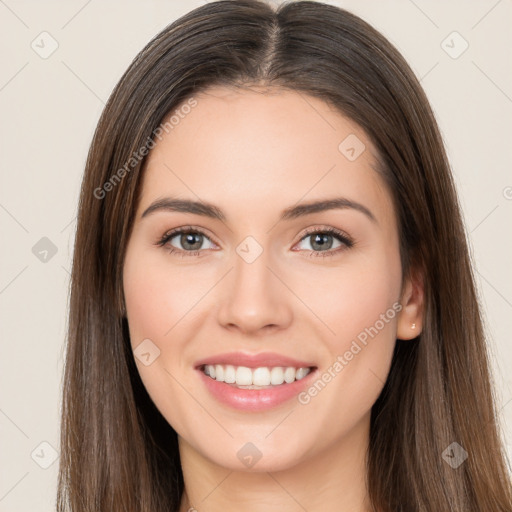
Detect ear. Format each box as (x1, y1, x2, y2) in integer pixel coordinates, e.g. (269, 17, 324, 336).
(396, 267, 424, 340)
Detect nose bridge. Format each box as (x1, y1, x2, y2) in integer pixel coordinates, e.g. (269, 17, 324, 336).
(216, 235, 293, 333)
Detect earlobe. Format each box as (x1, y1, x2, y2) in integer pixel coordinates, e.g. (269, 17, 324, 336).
(396, 268, 424, 340)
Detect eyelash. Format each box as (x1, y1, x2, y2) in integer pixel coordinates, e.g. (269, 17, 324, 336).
(155, 225, 354, 259)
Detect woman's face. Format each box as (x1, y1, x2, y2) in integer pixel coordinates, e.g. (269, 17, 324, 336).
(123, 85, 421, 472)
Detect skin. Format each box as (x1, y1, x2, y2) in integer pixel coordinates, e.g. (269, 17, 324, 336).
(122, 85, 424, 512)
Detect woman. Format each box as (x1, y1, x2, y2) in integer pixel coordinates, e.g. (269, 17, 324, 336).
(57, 1, 512, 511)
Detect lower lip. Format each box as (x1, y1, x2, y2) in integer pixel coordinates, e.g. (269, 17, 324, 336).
(197, 367, 318, 412)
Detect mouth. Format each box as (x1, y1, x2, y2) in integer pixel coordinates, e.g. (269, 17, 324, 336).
(195, 355, 318, 411)
(200, 364, 315, 389)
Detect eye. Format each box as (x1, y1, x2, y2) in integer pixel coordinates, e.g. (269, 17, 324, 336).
(294, 226, 354, 258)
(156, 226, 217, 257)
(156, 225, 354, 258)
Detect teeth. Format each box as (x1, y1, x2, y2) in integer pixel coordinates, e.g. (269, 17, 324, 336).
(203, 364, 312, 387)
(236, 366, 253, 386)
(224, 365, 236, 383)
(270, 367, 285, 385)
(215, 365, 224, 382)
(295, 367, 309, 380)
(284, 367, 296, 383)
(252, 367, 270, 386)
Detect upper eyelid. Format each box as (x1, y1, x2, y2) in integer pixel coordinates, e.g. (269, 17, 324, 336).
(300, 225, 352, 240)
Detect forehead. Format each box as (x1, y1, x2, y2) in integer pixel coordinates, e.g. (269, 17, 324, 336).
(138, 85, 395, 228)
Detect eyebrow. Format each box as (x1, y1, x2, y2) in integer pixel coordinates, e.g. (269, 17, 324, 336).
(140, 196, 377, 224)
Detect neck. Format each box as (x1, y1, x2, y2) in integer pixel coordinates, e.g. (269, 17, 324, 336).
(178, 412, 372, 512)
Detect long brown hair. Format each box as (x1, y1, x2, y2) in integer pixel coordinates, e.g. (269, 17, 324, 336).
(57, 1, 512, 510)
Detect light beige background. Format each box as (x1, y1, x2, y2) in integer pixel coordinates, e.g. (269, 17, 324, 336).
(1, 0, 511, 510)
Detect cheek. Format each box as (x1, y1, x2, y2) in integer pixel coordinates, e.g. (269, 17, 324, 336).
(122, 250, 204, 433)
(295, 246, 402, 351)
(332, 268, 400, 350)
(293, 245, 401, 404)
(293, 247, 402, 420)
(123, 268, 168, 348)
(123, 252, 209, 348)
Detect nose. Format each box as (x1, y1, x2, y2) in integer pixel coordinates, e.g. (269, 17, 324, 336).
(216, 247, 293, 336)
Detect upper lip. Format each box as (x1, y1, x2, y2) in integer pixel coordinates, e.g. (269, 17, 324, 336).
(195, 351, 316, 369)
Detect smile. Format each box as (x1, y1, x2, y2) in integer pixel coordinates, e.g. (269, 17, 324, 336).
(197, 364, 318, 412)
(202, 364, 313, 388)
